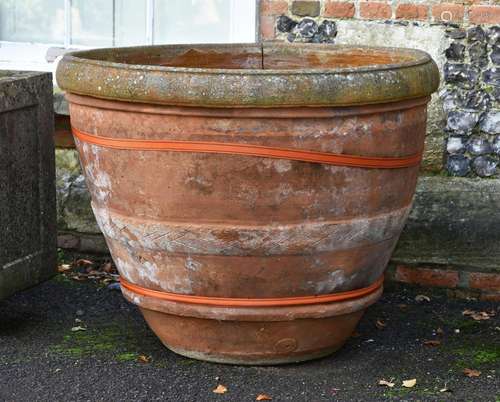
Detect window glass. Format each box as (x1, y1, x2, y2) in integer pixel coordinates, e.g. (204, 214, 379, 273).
(154, 0, 255, 44)
(0, 0, 65, 44)
(71, 0, 147, 46)
(0, 0, 255, 46)
(71, 0, 113, 46)
(114, 0, 147, 46)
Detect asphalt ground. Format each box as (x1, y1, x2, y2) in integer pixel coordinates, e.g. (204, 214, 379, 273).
(1, 268, 499, 402)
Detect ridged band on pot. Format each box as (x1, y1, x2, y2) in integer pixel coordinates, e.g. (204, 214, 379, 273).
(121, 276, 383, 364)
(57, 44, 439, 364)
(56, 43, 439, 108)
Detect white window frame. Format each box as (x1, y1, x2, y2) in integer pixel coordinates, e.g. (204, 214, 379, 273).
(0, 0, 258, 74)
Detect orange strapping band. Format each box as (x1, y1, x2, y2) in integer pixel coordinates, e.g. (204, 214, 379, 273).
(120, 276, 383, 307)
(72, 127, 421, 169)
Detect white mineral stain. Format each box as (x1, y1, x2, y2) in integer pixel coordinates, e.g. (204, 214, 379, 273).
(313, 270, 348, 293)
(185, 256, 202, 271)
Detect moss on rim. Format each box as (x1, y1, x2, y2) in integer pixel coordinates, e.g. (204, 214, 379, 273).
(56, 43, 439, 108)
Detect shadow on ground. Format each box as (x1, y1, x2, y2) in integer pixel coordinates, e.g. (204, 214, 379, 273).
(0, 272, 499, 402)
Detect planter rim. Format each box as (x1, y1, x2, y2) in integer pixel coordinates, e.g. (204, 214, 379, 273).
(57, 43, 440, 107)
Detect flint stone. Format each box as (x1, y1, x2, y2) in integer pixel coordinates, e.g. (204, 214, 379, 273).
(446, 136, 466, 154)
(467, 137, 492, 155)
(492, 135, 500, 154)
(446, 154, 470, 176)
(445, 42, 465, 61)
(492, 87, 500, 101)
(277, 15, 298, 33)
(472, 156, 498, 177)
(467, 26, 486, 42)
(440, 88, 462, 113)
(445, 28, 466, 40)
(311, 20, 337, 43)
(446, 110, 482, 133)
(469, 42, 488, 67)
(488, 26, 500, 45)
(465, 90, 491, 110)
(444, 63, 479, 87)
(480, 111, 500, 134)
(483, 68, 500, 86)
(297, 18, 318, 38)
(491, 46, 500, 65)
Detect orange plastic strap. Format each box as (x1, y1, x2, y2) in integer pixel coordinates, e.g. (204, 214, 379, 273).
(120, 276, 383, 308)
(72, 127, 421, 169)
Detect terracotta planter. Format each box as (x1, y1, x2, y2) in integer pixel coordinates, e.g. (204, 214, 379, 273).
(57, 43, 439, 364)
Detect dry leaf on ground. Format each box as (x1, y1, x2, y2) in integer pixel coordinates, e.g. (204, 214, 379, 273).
(76, 259, 93, 266)
(463, 368, 481, 377)
(58, 264, 71, 272)
(137, 355, 151, 363)
(256, 394, 272, 401)
(70, 326, 86, 332)
(375, 319, 387, 330)
(462, 309, 495, 321)
(402, 379, 417, 388)
(213, 385, 228, 394)
(415, 295, 430, 302)
(423, 340, 441, 347)
(378, 379, 395, 388)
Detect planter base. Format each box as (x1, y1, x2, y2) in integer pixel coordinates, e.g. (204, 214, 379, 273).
(123, 281, 382, 365)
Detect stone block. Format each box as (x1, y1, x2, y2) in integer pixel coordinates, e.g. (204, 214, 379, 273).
(291, 1, 320, 17)
(0, 71, 57, 300)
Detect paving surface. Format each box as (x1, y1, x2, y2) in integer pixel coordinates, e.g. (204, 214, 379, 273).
(0, 271, 499, 402)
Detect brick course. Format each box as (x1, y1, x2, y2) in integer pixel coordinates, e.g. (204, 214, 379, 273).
(260, 0, 500, 26)
(395, 265, 460, 288)
(360, 2, 392, 20)
(324, 1, 355, 18)
(469, 5, 500, 24)
(395, 4, 428, 21)
(431, 3, 464, 23)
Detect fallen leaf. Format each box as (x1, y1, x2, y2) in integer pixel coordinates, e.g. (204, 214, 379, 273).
(462, 309, 495, 321)
(102, 262, 114, 273)
(137, 355, 151, 363)
(76, 259, 93, 266)
(58, 264, 71, 272)
(423, 340, 441, 347)
(70, 326, 86, 332)
(402, 379, 417, 388)
(213, 385, 227, 394)
(463, 368, 481, 377)
(378, 379, 395, 388)
(256, 394, 272, 401)
(375, 319, 387, 330)
(439, 386, 452, 393)
(74, 318, 83, 324)
(415, 295, 430, 302)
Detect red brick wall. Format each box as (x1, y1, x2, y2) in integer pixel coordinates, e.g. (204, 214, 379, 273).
(260, 0, 500, 40)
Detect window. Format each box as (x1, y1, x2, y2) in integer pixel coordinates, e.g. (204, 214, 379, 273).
(0, 0, 257, 72)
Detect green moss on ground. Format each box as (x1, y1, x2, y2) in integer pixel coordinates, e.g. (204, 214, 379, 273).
(51, 324, 148, 363)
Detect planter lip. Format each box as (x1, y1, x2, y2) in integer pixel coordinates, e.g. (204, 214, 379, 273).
(57, 42, 440, 107)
